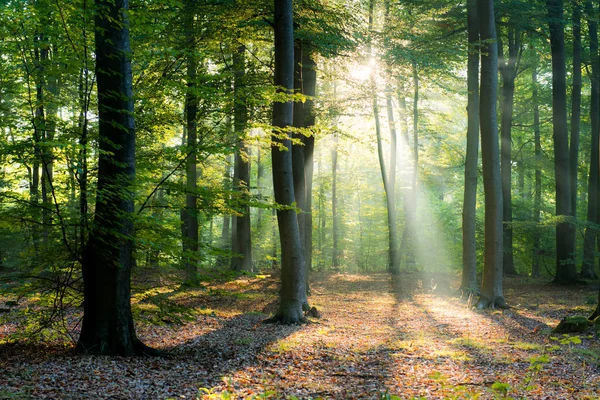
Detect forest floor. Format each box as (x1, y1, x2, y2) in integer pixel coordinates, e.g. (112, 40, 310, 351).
(1, 270, 600, 399)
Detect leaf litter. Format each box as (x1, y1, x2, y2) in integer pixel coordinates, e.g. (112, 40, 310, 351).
(1, 271, 600, 399)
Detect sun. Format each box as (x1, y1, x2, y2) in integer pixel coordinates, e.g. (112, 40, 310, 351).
(350, 58, 377, 81)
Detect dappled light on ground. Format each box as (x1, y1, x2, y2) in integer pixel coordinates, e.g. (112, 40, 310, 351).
(1, 273, 600, 398)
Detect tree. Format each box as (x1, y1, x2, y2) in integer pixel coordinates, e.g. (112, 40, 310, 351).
(461, 0, 479, 294)
(269, 0, 307, 323)
(477, 0, 506, 309)
(369, 0, 400, 274)
(581, 0, 599, 279)
(531, 57, 544, 278)
(301, 44, 317, 276)
(77, 0, 154, 355)
(182, 0, 199, 284)
(231, 45, 253, 273)
(547, 0, 578, 284)
(498, 20, 523, 277)
(570, 0, 582, 222)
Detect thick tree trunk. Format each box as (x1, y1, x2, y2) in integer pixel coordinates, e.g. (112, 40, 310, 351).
(462, 0, 480, 294)
(547, 0, 578, 284)
(269, 0, 306, 323)
(182, 0, 199, 284)
(77, 0, 153, 356)
(231, 45, 253, 273)
(477, 0, 506, 309)
(532, 64, 543, 277)
(582, 0, 599, 279)
(292, 40, 309, 305)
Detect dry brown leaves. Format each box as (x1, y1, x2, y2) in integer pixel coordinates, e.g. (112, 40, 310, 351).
(1, 271, 600, 399)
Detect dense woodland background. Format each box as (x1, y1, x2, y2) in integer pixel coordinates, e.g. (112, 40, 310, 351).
(2, 0, 600, 361)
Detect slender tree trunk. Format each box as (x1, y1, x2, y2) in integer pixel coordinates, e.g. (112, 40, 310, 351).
(256, 147, 264, 229)
(232, 45, 253, 273)
(582, 0, 599, 279)
(571, 0, 582, 220)
(78, 66, 90, 250)
(548, 0, 578, 284)
(477, 0, 506, 309)
(302, 43, 317, 278)
(182, 1, 199, 284)
(462, 0, 480, 294)
(498, 26, 521, 276)
(332, 134, 339, 269)
(269, 0, 306, 323)
(77, 0, 154, 356)
(532, 63, 543, 277)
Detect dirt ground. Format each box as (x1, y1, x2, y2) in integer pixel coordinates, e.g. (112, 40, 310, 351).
(1, 271, 600, 399)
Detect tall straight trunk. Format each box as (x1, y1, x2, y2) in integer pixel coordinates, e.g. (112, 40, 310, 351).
(369, 0, 399, 273)
(582, 0, 600, 279)
(571, 0, 582, 220)
(383, 0, 398, 274)
(532, 64, 543, 277)
(547, 0, 578, 284)
(256, 147, 264, 229)
(220, 155, 232, 263)
(332, 134, 339, 269)
(397, 81, 415, 267)
(232, 45, 253, 272)
(477, 0, 506, 309)
(291, 40, 309, 302)
(498, 26, 522, 276)
(77, 0, 153, 356)
(412, 62, 419, 192)
(78, 65, 90, 250)
(373, 88, 400, 273)
(270, 0, 306, 323)
(302, 43, 317, 276)
(292, 39, 306, 258)
(462, 0, 480, 293)
(182, 1, 199, 284)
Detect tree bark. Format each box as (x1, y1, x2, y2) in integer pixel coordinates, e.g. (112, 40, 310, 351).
(269, 0, 306, 323)
(231, 45, 253, 273)
(332, 133, 339, 269)
(302, 43, 317, 278)
(532, 63, 543, 277)
(182, 0, 199, 284)
(498, 25, 521, 276)
(547, 0, 578, 284)
(477, 0, 506, 309)
(571, 0, 582, 220)
(461, 0, 479, 294)
(77, 0, 154, 356)
(582, 0, 599, 279)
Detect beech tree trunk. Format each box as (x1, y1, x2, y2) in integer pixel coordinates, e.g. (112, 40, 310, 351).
(498, 25, 521, 276)
(582, 0, 599, 279)
(77, 0, 153, 356)
(532, 63, 543, 277)
(269, 0, 306, 323)
(231, 45, 253, 273)
(182, 0, 199, 284)
(332, 133, 340, 269)
(461, 0, 479, 294)
(570, 0, 582, 220)
(477, 0, 506, 309)
(547, 0, 578, 284)
(302, 44, 317, 278)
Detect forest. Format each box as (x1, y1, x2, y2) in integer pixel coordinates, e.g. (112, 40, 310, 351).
(2, 0, 600, 398)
